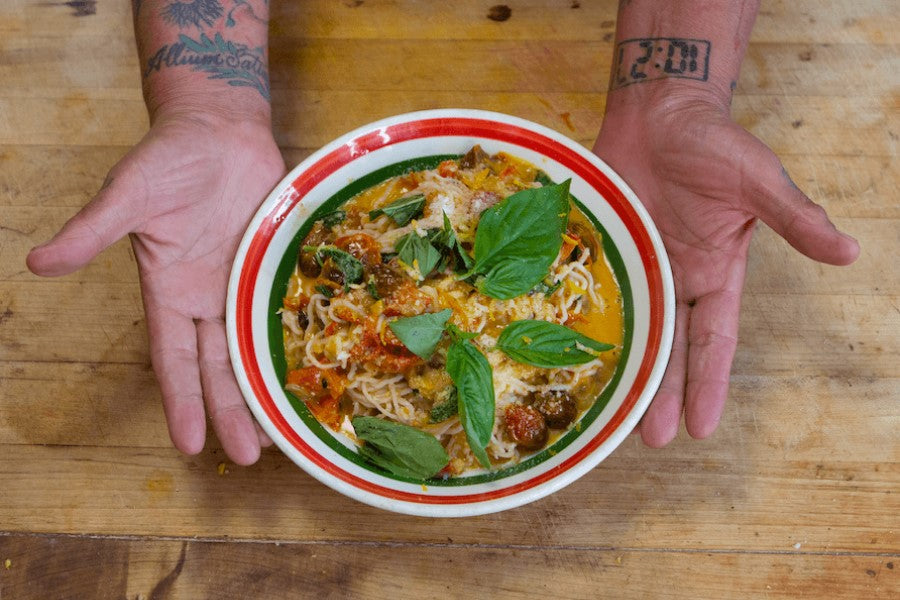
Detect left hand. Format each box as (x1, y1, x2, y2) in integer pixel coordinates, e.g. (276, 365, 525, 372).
(27, 110, 285, 464)
(593, 93, 859, 447)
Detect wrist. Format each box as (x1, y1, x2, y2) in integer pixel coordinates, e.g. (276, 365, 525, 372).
(144, 75, 272, 128)
(606, 0, 760, 116)
(604, 76, 731, 123)
(134, 0, 271, 126)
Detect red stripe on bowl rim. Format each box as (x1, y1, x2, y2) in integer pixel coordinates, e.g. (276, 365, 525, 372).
(236, 117, 665, 505)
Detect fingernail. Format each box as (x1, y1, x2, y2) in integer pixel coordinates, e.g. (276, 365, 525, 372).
(840, 231, 859, 245)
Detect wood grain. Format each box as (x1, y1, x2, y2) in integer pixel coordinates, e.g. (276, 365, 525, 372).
(0, 533, 896, 600)
(0, 430, 896, 552)
(6, 0, 897, 45)
(0, 0, 896, 597)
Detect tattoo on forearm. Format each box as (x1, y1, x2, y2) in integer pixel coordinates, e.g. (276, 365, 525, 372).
(145, 33, 270, 99)
(163, 0, 224, 29)
(611, 37, 710, 90)
(145, 1, 270, 100)
(226, 0, 268, 26)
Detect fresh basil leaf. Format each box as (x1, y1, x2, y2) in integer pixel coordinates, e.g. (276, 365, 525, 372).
(497, 319, 615, 368)
(435, 212, 474, 272)
(425, 227, 444, 246)
(314, 284, 335, 299)
(357, 446, 430, 480)
(446, 338, 494, 469)
(368, 194, 426, 226)
(388, 309, 452, 360)
(454, 242, 475, 272)
(429, 388, 459, 423)
(319, 209, 346, 228)
(352, 416, 449, 479)
(426, 213, 453, 247)
(477, 257, 551, 300)
(534, 170, 554, 187)
(467, 181, 571, 300)
(446, 322, 479, 342)
(303, 245, 364, 287)
(396, 232, 441, 280)
(425, 225, 451, 272)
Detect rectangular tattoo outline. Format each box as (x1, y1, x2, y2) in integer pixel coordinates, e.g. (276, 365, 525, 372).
(611, 37, 711, 90)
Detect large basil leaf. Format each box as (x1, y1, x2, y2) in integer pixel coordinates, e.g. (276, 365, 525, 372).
(369, 194, 426, 226)
(388, 309, 452, 360)
(352, 416, 449, 479)
(446, 338, 494, 469)
(468, 181, 571, 300)
(303, 245, 364, 286)
(477, 257, 550, 300)
(497, 319, 615, 368)
(396, 232, 441, 279)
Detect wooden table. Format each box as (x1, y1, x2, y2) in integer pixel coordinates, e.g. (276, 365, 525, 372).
(1, 1, 897, 597)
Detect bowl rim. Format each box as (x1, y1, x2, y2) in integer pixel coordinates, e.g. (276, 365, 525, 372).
(226, 108, 675, 517)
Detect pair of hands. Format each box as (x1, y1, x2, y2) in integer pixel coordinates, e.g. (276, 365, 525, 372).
(26, 95, 858, 464)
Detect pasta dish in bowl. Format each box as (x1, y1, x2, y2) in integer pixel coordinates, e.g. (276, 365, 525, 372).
(227, 110, 674, 516)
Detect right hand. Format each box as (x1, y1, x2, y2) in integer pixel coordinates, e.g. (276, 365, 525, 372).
(27, 110, 285, 465)
(595, 93, 859, 447)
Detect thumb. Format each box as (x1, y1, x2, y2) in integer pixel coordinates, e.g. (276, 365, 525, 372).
(744, 138, 860, 266)
(27, 171, 145, 277)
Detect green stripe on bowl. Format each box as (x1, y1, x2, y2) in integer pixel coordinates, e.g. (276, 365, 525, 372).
(267, 154, 633, 486)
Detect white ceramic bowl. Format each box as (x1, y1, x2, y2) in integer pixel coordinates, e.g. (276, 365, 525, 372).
(226, 109, 674, 517)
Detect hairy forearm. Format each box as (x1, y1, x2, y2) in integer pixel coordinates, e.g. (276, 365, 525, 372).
(132, 0, 271, 123)
(608, 0, 759, 111)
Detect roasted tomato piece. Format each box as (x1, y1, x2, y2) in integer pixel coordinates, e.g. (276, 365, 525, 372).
(530, 390, 577, 429)
(286, 366, 347, 400)
(298, 222, 331, 277)
(284, 295, 310, 329)
(286, 366, 348, 429)
(438, 160, 458, 178)
(349, 320, 422, 374)
(505, 404, 548, 450)
(332, 304, 364, 324)
(335, 233, 382, 269)
(383, 280, 433, 317)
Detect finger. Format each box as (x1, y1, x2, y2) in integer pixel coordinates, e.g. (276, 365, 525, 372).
(255, 422, 274, 447)
(640, 300, 690, 447)
(197, 319, 261, 466)
(27, 171, 145, 277)
(683, 289, 742, 439)
(145, 304, 207, 455)
(743, 139, 859, 266)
